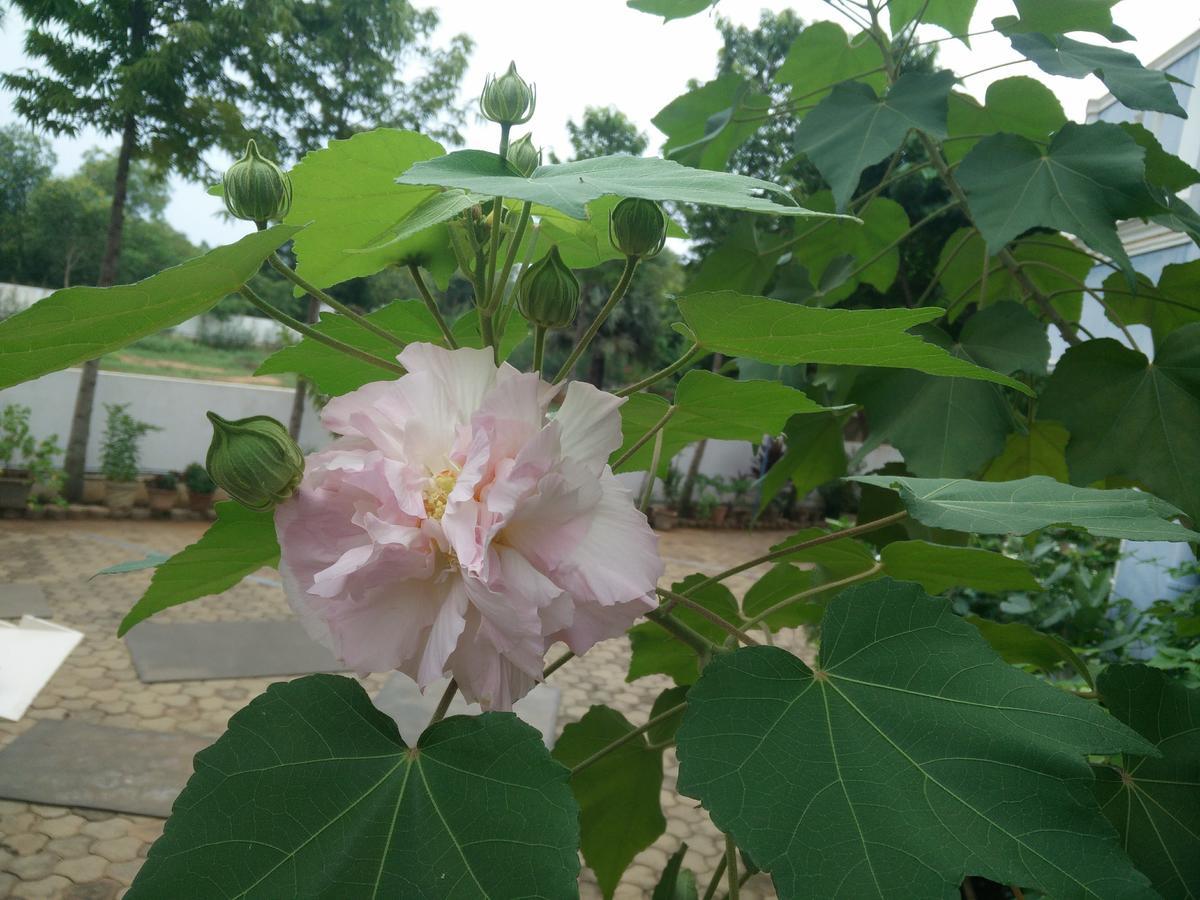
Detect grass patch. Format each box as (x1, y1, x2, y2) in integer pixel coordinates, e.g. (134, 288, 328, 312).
(100, 333, 295, 386)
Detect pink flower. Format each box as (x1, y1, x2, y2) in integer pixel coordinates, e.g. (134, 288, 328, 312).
(275, 343, 664, 710)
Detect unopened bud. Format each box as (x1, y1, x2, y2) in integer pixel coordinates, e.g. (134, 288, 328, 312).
(507, 133, 541, 177)
(479, 62, 536, 127)
(610, 197, 668, 259)
(205, 413, 304, 511)
(222, 140, 292, 225)
(517, 246, 579, 330)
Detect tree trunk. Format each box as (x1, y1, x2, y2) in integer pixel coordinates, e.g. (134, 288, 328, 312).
(63, 113, 137, 500)
(586, 348, 605, 388)
(288, 296, 321, 439)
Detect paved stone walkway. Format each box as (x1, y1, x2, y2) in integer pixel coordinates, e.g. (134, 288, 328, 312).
(0, 520, 805, 898)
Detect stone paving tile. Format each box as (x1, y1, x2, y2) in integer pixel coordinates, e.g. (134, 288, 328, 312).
(0, 519, 807, 898)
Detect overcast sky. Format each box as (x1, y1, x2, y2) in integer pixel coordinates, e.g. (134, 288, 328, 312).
(1, 0, 1196, 249)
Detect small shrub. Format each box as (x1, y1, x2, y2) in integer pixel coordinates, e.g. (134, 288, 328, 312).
(100, 403, 159, 482)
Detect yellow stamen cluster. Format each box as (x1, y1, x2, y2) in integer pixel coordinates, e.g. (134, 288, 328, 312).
(423, 469, 458, 520)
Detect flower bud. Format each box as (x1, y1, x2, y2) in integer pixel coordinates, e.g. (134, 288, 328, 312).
(222, 139, 292, 225)
(507, 133, 541, 177)
(517, 245, 580, 330)
(479, 62, 536, 127)
(610, 197, 668, 259)
(205, 412, 304, 511)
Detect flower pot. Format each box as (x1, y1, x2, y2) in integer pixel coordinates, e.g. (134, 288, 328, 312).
(0, 475, 32, 511)
(82, 474, 108, 504)
(147, 487, 178, 513)
(711, 503, 730, 527)
(106, 480, 140, 511)
(650, 506, 678, 532)
(188, 491, 214, 513)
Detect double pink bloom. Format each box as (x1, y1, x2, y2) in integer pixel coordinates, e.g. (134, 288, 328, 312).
(275, 343, 664, 709)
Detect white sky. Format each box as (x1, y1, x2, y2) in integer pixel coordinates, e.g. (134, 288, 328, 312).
(1, 0, 1195, 249)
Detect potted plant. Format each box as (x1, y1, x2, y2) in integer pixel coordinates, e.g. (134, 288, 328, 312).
(695, 489, 718, 526)
(650, 464, 681, 531)
(101, 403, 158, 511)
(0, 404, 63, 511)
(705, 474, 732, 527)
(184, 462, 217, 512)
(728, 473, 755, 527)
(146, 471, 180, 513)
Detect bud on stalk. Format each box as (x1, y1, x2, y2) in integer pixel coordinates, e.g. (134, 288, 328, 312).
(222, 140, 292, 226)
(479, 62, 536, 128)
(517, 245, 580, 330)
(610, 197, 668, 259)
(507, 133, 541, 177)
(205, 413, 304, 511)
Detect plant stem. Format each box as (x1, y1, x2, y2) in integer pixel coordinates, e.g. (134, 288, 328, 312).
(532, 325, 547, 374)
(1015, 259, 1141, 351)
(267, 253, 406, 349)
(724, 835, 740, 900)
(645, 608, 717, 657)
(428, 678, 458, 726)
(657, 588, 759, 646)
(542, 650, 574, 679)
(914, 227, 974, 308)
(614, 404, 676, 471)
(741, 562, 885, 630)
(570, 701, 688, 775)
(237, 285, 405, 376)
(553, 255, 639, 383)
(617, 344, 704, 397)
(408, 263, 458, 348)
(488, 200, 533, 312)
(702, 854, 728, 900)
(639, 427, 665, 513)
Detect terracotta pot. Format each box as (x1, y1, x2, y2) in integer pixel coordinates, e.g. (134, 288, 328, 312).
(0, 475, 32, 511)
(711, 504, 730, 527)
(188, 491, 214, 513)
(81, 474, 108, 504)
(650, 506, 678, 532)
(106, 480, 140, 511)
(147, 487, 178, 513)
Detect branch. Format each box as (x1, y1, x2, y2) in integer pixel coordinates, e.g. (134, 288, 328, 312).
(612, 404, 677, 471)
(408, 263, 458, 349)
(741, 562, 885, 631)
(617, 344, 704, 397)
(657, 587, 760, 646)
(553, 256, 639, 383)
(570, 701, 688, 775)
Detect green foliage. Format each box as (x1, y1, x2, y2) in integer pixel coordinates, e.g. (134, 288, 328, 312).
(128, 675, 580, 898)
(628, 575, 740, 685)
(626, 0, 717, 22)
(182, 462, 216, 495)
(0, 404, 61, 487)
(99, 403, 158, 483)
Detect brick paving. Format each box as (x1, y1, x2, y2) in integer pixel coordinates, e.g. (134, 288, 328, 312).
(0, 519, 804, 898)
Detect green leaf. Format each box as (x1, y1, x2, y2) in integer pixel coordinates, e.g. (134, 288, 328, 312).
(129, 674, 579, 899)
(771, 527, 878, 580)
(889, 0, 977, 41)
(626, 0, 716, 22)
(849, 473, 1200, 541)
(653, 75, 770, 172)
(256, 300, 442, 394)
(854, 463, 970, 548)
(284, 129, 456, 292)
(1120, 122, 1200, 192)
(611, 370, 833, 475)
(1007, 32, 1187, 117)
(1092, 664, 1200, 899)
(994, 0, 1133, 42)
(882, 539, 1040, 594)
(451, 308, 529, 361)
(553, 705, 666, 899)
(93, 552, 171, 578)
(851, 303, 1047, 477)
(652, 844, 699, 900)
(742, 564, 822, 631)
(794, 70, 955, 209)
(757, 412, 848, 514)
(677, 292, 1030, 392)
(957, 123, 1150, 272)
(397, 151, 832, 221)
(1040, 328, 1200, 524)
(981, 421, 1071, 482)
(1101, 261, 1200, 345)
(675, 579, 1157, 900)
(532, 195, 687, 271)
(628, 575, 740, 685)
(0, 225, 301, 390)
(118, 502, 279, 636)
(684, 216, 782, 296)
(965, 615, 1094, 685)
(775, 22, 886, 106)
(944, 77, 1066, 165)
(790, 193, 909, 304)
(648, 686, 690, 746)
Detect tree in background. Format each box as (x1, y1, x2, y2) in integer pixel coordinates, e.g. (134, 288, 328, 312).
(3, 0, 471, 498)
(0, 125, 55, 278)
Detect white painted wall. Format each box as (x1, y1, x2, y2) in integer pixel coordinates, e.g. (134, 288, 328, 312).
(0, 368, 330, 473)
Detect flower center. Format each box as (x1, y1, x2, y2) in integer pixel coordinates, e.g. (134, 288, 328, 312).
(423, 468, 457, 520)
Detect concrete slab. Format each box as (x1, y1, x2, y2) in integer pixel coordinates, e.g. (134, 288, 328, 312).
(0, 583, 52, 618)
(0, 720, 212, 817)
(373, 673, 562, 748)
(124, 619, 345, 683)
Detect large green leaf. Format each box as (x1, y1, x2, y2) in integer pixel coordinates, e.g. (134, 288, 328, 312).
(285, 129, 456, 291)
(626, 0, 716, 21)
(118, 502, 279, 636)
(957, 123, 1150, 272)
(676, 292, 1029, 391)
(981, 421, 1071, 482)
(944, 77, 1066, 164)
(532, 195, 687, 271)
(741, 564, 821, 631)
(1040, 328, 1200, 524)
(627, 575, 740, 685)
(775, 22, 886, 106)
(790, 193, 909, 304)
(1007, 32, 1186, 116)
(889, 0, 977, 41)
(611, 370, 833, 474)
(881, 540, 1040, 594)
(850, 474, 1200, 541)
(757, 411, 848, 514)
(1121, 122, 1200, 193)
(653, 75, 770, 172)
(683, 216, 782, 296)
(129, 675, 579, 898)
(1092, 664, 1200, 899)
(652, 844, 699, 900)
(851, 303, 1045, 477)
(675, 579, 1157, 900)
(965, 616, 1093, 685)
(1101, 261, 1200, 345)
(994, 0, 1133, 41)
(0, 225, 300, 390)
(794, 70, 954, 208)
(396, 151, 830, 220)
(553, 705, 667, 898)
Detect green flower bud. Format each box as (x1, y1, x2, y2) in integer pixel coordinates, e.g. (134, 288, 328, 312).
(517, 245, 580, 330)
(507, 133, 541, 177)
(609, 197, 668, 259)
(479, 62, 536, 127)
(222, 139, 293, 225)
(205, 412, 304, 511)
